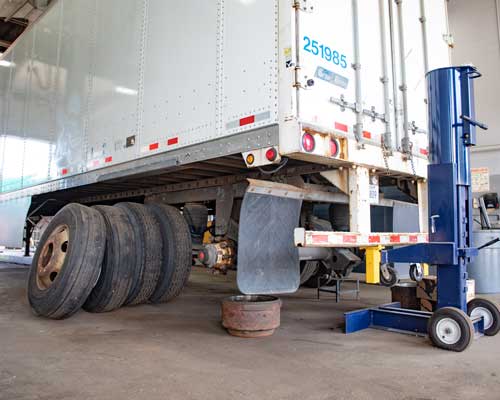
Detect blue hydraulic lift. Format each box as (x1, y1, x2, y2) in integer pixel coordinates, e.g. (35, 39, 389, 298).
(345, 66, 500, 351)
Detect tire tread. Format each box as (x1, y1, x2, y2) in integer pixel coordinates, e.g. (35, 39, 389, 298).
(147, 204, 192, 303)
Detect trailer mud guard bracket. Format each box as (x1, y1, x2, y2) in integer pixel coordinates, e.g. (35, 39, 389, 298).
(237, 180, 303, 294)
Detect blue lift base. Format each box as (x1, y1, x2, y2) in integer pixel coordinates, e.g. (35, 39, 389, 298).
(345, 302, 485, 339)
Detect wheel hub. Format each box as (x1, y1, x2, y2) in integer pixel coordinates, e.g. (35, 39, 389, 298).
(471, 306, 494, 330)
(36, 225, 69, 290)
(436, 318, 461, 345)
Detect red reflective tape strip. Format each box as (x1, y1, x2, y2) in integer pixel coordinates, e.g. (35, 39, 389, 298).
(311, 234, 329, 244)
(362, 131, 372, 139)
(369, 235, 381, 243)
(105, 156, 113, 163)
(390, 235, 401, 243)
(343, 235, 357, 244)
(420, 148, 429, 156)
(167, 137, 178, 146)
(149, 143, 159, 151)
(61, 168, 68, 176)
(239, 115, 255, 126)
(335, 122, 348, 133)
(409, 235, 418, 243)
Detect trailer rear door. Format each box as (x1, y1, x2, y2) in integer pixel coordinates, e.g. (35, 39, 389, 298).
(296, 0, 450, 153)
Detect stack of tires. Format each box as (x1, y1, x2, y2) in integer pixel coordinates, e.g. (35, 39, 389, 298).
(27, 202, 192, 319)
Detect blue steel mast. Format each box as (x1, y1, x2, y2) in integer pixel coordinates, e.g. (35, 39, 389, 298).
(381, 66, 485, 312)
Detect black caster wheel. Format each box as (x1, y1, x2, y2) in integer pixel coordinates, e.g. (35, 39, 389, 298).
(467, 298, 500, 336)
(409, 263, 424, 282)
(428, 307, 474, 352)
(380, 264, 399, 287)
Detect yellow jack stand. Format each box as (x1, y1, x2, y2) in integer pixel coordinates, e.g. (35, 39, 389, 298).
(361, 245, 384, 284)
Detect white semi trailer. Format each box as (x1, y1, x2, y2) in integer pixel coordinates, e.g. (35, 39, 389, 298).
(0, 0, 450, 311)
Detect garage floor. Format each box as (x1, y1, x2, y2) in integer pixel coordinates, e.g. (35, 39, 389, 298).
(1, 264, 499, 400)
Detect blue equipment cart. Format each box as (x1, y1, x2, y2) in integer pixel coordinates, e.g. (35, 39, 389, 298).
(345, 66, 500, 351)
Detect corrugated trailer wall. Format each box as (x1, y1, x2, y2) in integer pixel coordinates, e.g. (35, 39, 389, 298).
(0, 0, 280, 194)
(0, 7, 59, 193)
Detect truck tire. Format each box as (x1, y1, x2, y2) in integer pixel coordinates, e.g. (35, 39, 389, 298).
(329, 204, 350, 232)
(27, 203, 106, 319)
(183, 203, 208, 245)
(83, 206, 136, 313)
(300, 261, 320, 285)
(116, 203, 162, 306)
(302, 264, 331, 288)
(146, 204, 192, 303)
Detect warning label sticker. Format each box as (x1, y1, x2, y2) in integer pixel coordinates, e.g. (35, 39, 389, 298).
(369, 175, 379, 204)
(284, 47, 293, 68)
(471, 167, 490, 192)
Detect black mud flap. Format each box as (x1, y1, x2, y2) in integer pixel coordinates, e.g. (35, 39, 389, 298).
(237, 188, 302, 295)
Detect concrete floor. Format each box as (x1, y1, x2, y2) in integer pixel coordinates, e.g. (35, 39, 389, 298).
(1, 264, 499, 400)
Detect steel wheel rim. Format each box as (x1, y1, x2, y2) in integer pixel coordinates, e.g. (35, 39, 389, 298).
(471, 306, 494, 330)
(36, 225, 69, 290)
(436, 317, 461, 345)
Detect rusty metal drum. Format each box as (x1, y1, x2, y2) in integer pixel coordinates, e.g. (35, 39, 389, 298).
(221, 295, 281, 338)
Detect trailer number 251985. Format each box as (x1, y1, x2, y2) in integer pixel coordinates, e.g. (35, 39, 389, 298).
(303, 36, 347, 69)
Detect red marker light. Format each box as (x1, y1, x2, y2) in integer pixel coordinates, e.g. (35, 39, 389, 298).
(265, 148, 278, 162)
(330, 138, 340, 158)
(302, 133, 315, 152)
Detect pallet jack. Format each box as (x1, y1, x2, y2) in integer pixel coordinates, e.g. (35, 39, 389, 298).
(345, 66, 500, 351)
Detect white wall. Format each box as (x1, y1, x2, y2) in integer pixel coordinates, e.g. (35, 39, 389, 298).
(448, 0, 500, 180)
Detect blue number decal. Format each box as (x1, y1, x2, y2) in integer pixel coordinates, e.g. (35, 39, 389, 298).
(303, 36, 311, 52)
(303, 35, 348, 69)
(340, 55, 347, 69)
(324, 47, 332, 62)
(332, 50, 340, 66)
(311, 40, 319, 55)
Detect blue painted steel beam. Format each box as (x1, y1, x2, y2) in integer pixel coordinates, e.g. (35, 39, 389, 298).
(345, 303, 432, 335)
(472, 315, 485, 338)
(371, 308, 429, 334)
(346, 305, 485, 337)
(381, 243, 457, 265)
